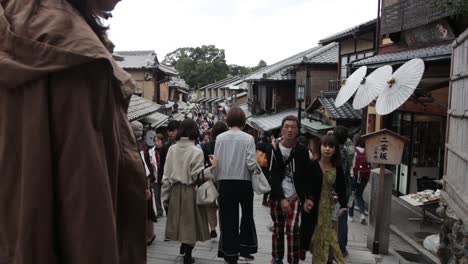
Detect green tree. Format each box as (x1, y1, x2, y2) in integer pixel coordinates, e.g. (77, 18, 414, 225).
(228, 64, 251, 76)
(162, 45, 230, 88)
(251, 60, 268, 72)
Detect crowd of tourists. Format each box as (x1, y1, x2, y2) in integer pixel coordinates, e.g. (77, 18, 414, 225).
(133, 105, 371, 264)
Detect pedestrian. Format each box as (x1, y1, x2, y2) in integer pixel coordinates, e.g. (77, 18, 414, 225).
(299, 137, 320, 260)
(214, 106, 258, 264)
(150, 133, 166, 217)
(269, 116, 309, 264)
(161, 119, 217, 264)
(256, 133, 273, 207)
(202, 121, 229, 239)
(133, 123, 158, 246)
(333, 126, 354, 257)
(160, 120, 180, 214)
(348, 133, 370, 224)
(303, 135, 347, 264)
(0, 0, 148, 263)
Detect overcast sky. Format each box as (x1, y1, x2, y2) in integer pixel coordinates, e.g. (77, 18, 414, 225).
(108, 0, 378, 67)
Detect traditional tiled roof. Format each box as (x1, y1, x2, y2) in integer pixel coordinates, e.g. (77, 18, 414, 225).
(319, 19, 377, 44)
(289, 43, 339, 66)
(352, 44, 452, 67)
(199, 76, 242, 90)
(142, 112, 169, 128)
(248, 109, 297, 132)
(127, 95, 162, 121)
(300, 118, 333, 137)
(158, 64, 178, 76)
(244, 43, 338, 81)
(114, 50, 158, 69)
(307, 92, 362, 120)
(169, 77, 190, 90)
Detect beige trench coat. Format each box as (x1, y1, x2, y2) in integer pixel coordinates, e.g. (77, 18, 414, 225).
(0, 0, 147, 263)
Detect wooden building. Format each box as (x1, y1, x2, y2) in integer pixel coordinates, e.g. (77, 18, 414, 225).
(352, 0, 467, 196)
(439, 29, 468, 264)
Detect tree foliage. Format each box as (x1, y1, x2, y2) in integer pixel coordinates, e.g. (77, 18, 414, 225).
(162, 45, 230, 89)
(162, 45, 267, 89)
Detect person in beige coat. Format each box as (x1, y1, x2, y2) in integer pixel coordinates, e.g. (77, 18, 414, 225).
(161, 119, 217, 264)
(0, 0, 147, 263)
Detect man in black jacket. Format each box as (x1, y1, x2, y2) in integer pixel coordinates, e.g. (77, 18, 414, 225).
(269, 116, 309, 264)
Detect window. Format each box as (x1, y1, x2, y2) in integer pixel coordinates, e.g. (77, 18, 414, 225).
(340, 56, 348, 80)
(340, 50, 375, 79)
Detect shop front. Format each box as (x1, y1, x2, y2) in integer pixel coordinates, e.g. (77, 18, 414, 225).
(385, 111, 446, 195)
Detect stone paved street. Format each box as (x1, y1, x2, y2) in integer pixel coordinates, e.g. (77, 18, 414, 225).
(147, 194, 399, 264)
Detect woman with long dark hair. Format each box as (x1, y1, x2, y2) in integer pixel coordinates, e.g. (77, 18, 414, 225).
(302, 135, 347, 264)
(0, 0, 147, 263)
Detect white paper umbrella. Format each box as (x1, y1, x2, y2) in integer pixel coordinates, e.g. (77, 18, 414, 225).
(376, 58, 425, 115)
(334, 66, 367, 108)
(352, 65, 393, 109)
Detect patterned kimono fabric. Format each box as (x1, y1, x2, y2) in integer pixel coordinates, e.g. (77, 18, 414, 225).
(310, 170, 345, 264)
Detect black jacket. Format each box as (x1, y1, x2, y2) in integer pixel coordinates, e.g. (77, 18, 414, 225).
(269, 141, 309, 203)
(299, 159, 347, 251)
(303, 159, 347, 210)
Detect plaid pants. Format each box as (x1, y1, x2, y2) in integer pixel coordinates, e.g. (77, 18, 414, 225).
(270, 196, 301, 264)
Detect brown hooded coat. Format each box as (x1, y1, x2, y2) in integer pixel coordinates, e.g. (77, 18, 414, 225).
(0, 0, 147, 263)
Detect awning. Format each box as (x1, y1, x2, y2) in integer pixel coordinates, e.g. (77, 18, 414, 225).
(172, 113, 185, 121)
(352, 43, 451, 68)
(239, 103, 252, 118)
(206, 98, 218, 104)
(248, 109, 296, 132)
(300, 118, 333, 137)
(176, 88, 189, 95)
(163, 101, 175, 109)
(198, 98, 210, 104)
(142, 112, 170, 128)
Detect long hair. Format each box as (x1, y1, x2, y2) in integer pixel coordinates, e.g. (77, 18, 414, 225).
(211, 121, 228, 140)
(32, 0, 108, 40)
(317, 135, 341, 168)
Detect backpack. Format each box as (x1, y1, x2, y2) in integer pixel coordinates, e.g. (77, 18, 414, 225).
(353, 147, 371, 180)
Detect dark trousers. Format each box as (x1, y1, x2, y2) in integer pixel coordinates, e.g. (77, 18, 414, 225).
(218, 180, 258, 262)
(338, 210, 348, 254)
(152, 182, 163, 216)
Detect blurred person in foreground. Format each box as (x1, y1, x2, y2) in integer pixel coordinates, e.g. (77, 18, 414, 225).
(0, 0, 147, 263)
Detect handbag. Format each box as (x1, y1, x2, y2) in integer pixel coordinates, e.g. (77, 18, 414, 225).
(196, 179, 219, 205)
(251, 163, 271, 195)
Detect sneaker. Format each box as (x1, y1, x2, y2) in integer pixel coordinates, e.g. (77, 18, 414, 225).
(239, 254, 254, 261)
(342, 250, 349, 257)
(210, 230, 217, 239)
(348, 216, 354, 222)
(360, 216, 367, 225)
